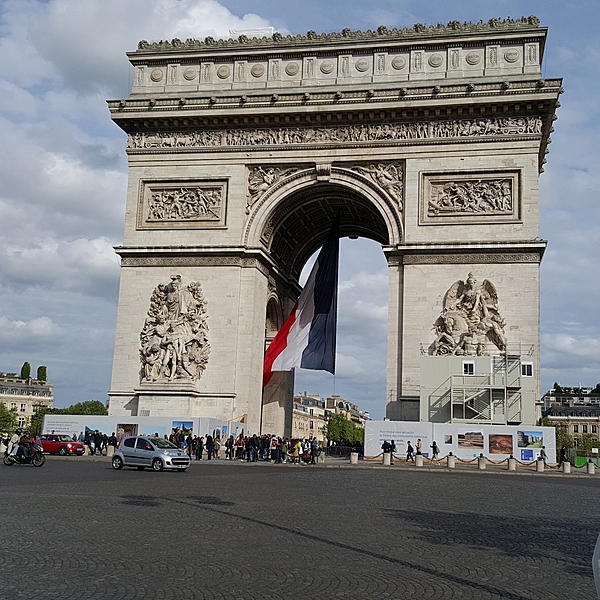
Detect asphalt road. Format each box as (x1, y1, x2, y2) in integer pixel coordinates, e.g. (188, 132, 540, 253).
(1, 459, 598, 599)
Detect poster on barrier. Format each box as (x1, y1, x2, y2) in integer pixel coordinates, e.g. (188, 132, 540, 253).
(367, 422, 557, 464)
(364, 421, 433, 461)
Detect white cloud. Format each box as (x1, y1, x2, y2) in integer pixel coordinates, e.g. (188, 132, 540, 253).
(25, 0, 271, 95)
(542, 334, 600, 364)
(0, 316, 63, 342)
(0, 0, 278, 406)
(334, 353, 367, 378)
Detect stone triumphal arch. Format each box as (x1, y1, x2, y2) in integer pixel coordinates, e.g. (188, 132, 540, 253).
(107, 17, 561, 434)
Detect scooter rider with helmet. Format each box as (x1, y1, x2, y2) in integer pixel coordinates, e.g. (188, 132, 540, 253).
(16, 432, 34, 460)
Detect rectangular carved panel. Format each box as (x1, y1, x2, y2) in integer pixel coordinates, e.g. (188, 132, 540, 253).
(137, 179, 227, 229)
(420, 171, 520, 225)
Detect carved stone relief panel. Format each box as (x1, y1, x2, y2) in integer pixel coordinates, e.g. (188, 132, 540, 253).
(127, 117, 542, 151)
(140, 275, 210, 382)
(137, 179, 227, 229)
(420, 171, 520, 225)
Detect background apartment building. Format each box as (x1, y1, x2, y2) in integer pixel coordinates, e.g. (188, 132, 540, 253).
(0, 372, 54, 428)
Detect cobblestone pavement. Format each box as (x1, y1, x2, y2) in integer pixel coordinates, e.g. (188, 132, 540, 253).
(1, 459, 598, 599)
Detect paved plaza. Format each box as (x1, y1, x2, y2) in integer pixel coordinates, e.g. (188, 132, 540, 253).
(1, 459, 598, 599)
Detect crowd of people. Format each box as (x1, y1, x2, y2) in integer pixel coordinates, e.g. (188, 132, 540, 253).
(176, 432, 324, 464)
(81, 430, 117, 456)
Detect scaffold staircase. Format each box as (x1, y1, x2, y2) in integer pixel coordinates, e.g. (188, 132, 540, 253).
(427, 354, 525, 425)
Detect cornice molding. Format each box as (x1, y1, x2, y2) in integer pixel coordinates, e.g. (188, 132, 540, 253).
(134, 17, 542, 55)
(383, 240, 547, 264)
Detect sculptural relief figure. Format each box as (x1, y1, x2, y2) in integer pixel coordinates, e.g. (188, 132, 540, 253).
(247, 166, 298, 212)
(140, 275, 210, 382)
(352, 162, 404, 210)
(433, 273, 506, 356)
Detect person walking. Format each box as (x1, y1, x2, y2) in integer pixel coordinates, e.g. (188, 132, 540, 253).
(559, 444, 567, 467)
(430, 441, 440, 465)
(225, 435, 234, 460)
(406, 441, 414, 462)
(390, 440, 396, 465)
(539, 446, 547, 467)
(196, 436, 204, 460)
(206, 435, 214, 460)
(416, 438, 422, 456)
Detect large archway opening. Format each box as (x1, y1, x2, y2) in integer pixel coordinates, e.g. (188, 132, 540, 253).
(261, 179, 395, 423)
(295, 237, 389, 420)
(265, 181, 391, 280)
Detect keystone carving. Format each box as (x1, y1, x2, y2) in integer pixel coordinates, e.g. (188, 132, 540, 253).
(433, 273, 507, 356)
(140, 275, 210, 382)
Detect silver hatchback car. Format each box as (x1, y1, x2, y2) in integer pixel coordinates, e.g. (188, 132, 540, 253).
(112, 436, 190, 472)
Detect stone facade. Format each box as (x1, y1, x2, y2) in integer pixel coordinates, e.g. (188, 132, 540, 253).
(544, 406, 600, 439)
(292, 395, 326, 441)
(0, 373, 54, 429)
(107, 18, 561, 431)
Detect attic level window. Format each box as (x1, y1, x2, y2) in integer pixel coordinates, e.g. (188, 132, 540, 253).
(521, 363, 533, 377)
(463, 362, 474, 376)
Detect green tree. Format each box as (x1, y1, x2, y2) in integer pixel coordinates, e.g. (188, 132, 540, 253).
(555, 427, 574, 451)
(593, 383, 600, 395)
(65, 400, 108, 415)
(0, 403, 18, 434)
(37, 366, 47, 381)
(324, 413, 364, 443)
(20, 361, 31, 380)
(324, 413, 347, 442)
(576, 433, 598, 456)
(553, 382, 563, 395)
(351, 423, 365, 444)
(29, 408, 52, 436)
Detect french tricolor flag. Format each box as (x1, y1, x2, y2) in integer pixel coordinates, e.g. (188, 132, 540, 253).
(263, 214, 340, 386)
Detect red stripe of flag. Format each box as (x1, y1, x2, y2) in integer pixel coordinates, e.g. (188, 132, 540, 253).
(263, 302, 299, 386)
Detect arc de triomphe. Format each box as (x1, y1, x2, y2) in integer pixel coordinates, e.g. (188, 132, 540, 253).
(107, 17, 561, 434)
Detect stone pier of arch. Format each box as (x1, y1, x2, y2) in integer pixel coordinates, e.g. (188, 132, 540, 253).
(106, 18, 561, 435)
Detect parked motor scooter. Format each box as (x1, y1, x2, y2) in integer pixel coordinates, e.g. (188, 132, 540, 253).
(3, 441, 45, 467)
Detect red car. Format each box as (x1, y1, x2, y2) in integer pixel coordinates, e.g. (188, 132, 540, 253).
(40, 434, 85, 456)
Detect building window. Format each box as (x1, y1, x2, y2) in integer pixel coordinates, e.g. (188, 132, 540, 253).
(521, 363, 533, 377)
(583, 425, 588, 434)
(20, 404, 26, 412)
(18, 417, 25, 427)
(463, 362, 474, 376)
(593, 426, 598, 434)
(10, 403, 16, 410)
(573, 425, 579, 433)
(310, 421, 314, 429)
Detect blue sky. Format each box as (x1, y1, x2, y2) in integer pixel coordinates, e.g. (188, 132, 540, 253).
(0, 0, 599, 419)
